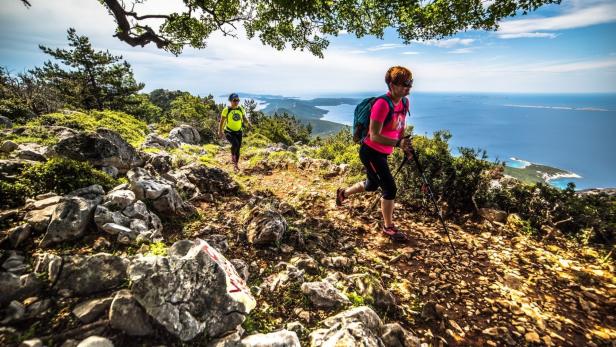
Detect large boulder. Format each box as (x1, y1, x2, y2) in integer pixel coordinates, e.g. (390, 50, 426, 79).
(54, 128, 144, 174)
(54, 253, 129, 297)
(243, 206, 287, 246)
(127, 239, 256, 341)
(168, 125, 200, 144)
(127, 167, 192, 215)
(39, 186, 104, 248)
(0, 159, 35, 181)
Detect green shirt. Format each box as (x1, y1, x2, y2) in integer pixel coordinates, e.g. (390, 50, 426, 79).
(222, 106, 245, 132)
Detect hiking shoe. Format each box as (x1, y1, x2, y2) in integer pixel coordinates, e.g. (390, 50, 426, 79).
(336, 188, 346, 206)
(383, 225, 409, 243)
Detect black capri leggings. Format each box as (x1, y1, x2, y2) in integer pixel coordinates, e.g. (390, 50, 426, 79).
(359, 143, 397, 200)
(224, 129, 243, 159)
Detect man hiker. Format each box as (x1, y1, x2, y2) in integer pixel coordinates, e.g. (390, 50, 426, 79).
(336, 66, 414, 242)
(219, 93, 252, 172)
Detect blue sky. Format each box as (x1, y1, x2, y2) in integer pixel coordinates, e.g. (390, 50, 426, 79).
(1, 0, 615, 96)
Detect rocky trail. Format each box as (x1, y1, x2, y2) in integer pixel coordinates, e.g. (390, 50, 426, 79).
(0, 125, 614, 347)
(209, 148, 616, 346)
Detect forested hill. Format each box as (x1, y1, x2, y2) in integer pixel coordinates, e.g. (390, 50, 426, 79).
(234, 93, 360, 137)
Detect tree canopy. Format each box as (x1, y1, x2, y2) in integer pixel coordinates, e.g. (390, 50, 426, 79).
(32, 28, 144, 111)
(22, 0, 561, 57)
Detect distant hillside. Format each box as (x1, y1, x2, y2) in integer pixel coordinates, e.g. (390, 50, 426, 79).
(234, 94, 360, 137)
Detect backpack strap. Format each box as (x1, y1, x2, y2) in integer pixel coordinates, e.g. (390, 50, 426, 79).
(377, 94, 396, 126)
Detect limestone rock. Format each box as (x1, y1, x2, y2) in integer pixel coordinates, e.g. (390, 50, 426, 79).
(72, 297, 113, 324)
(0, 272, 43, 306)
(127, 167, 192, 215)
(301, 281, 350, 308)
(169, 124, 201, 144)
(40, 196, 98, 247)
(244, 206, 287, 246)
(143, 133, 179, 149)
(54, 253, 129, 297)
(479, 208, 507, 223)
(54, 128, 143, 174)
(1, 140, 18, 153)
(109, 289, 152, 336)
(127, 239, 256, 341)
(23, 195, 61, 232)
(309, 306, 383, 347)
(240, 330, 301, 347)
(76, 336, 114, 347)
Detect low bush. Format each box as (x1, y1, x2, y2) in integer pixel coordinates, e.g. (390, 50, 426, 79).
(26, 110, 148, 146)
(0, 158, 119, 209)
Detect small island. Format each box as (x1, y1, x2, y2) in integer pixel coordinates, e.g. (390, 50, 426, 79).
(504, 157, 581, 187)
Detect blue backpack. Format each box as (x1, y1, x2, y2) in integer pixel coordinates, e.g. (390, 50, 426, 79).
(352, 94, 409, 143)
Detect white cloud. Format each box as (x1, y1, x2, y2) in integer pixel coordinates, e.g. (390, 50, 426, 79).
(497, 2, 616, 38)
(499, 32, 558, 39)
(448, 48, 474, 54)
(525, 58, 616, 73)
(402, 51, 420, 55)
(412, 38, 475, 48)
(366, 43, 406, 51)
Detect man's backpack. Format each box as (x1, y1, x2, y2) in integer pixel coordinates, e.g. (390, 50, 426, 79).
(352, 94, 408, 143)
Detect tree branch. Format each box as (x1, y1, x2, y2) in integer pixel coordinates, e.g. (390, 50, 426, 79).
(102, 0, 170, 49)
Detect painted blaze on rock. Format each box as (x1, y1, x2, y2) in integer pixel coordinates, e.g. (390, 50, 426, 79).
(195, 239, 255, 310)
(127, 239, 255, 341)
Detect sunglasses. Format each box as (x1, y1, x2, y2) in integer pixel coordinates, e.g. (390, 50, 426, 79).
(231, 99, 240, 102)
(394, 79, 413, 88)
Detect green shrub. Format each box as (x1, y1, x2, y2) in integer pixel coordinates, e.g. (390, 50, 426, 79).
(0, 98, 35, 124)
(0, 180, 33, 209)
(312, 128, 363, 182)
(24, 110, 148, 146)
(396, 131, 493, 215)
(148, 242, 168, 256)
(243, 133, 271, 148)
(480, 181, 615, 245)
(22, 158, 119, 197)
(0, 158, 119, 209)
(252, 112, 311, 145)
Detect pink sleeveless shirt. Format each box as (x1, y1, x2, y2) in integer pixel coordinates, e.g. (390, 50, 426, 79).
(363, 93, 409, 155)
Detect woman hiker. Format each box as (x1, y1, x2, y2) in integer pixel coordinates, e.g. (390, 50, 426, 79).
(336, 66, 414, 242)
(219, 93, 252, 172)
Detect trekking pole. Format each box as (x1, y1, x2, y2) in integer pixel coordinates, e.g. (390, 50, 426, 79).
(408, 146, 457, 257)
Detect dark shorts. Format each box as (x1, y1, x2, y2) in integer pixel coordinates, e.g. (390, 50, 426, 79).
(359, 143, 397, 200)
(224, 129, 243, 158)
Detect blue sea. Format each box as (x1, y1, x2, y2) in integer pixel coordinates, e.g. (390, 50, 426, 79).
(315, 92, 616, 190)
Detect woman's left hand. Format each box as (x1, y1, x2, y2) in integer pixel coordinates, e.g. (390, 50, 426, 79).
(400, 138, 414, 158)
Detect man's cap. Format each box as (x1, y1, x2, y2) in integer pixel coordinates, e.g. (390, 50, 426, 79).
(229, 93, 239, 101)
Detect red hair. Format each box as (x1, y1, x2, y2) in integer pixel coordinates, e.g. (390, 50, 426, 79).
(385, 66, 413, 89)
